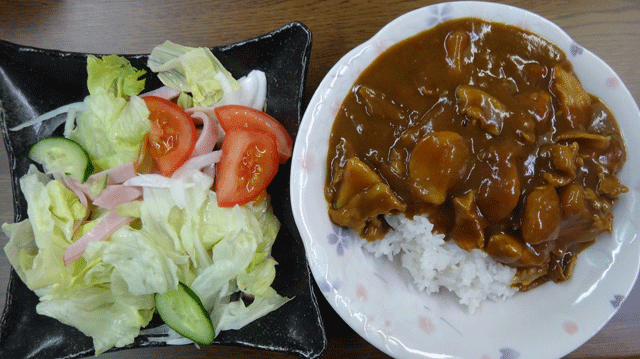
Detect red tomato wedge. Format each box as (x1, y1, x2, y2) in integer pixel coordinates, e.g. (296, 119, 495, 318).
(143, 96, 197, 176)
(215, 131, 279, 207)
(214, 105, 293, 163)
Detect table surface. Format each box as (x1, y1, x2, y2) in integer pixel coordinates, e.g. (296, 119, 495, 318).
(0, 0, 638, 358)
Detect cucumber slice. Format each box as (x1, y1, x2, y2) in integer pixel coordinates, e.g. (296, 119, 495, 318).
(154, 282, 215, 345)
(28, 137, 94, 182)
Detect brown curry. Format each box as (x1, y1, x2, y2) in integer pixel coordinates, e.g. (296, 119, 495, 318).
(324, 18, 627, 290)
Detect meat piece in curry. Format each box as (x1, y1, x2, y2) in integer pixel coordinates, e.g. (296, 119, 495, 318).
(324, 18, 627, 291)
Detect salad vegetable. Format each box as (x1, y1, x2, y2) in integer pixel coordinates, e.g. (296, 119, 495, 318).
(86, 54, 147, 98)
(144, 96, 198, 176)
(214, 105, 294, 163)
(1, 43, 293, 355)
(68, 85, 151, 172)
(155, 282, 215, 345)
(28, 137, 94, 182)
(215, 131, 280, 207)
(147, 40, 240, 108)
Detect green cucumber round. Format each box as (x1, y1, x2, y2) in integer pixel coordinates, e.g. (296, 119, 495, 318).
(28, 137, 94, 182)
(154, 282, 215, 345)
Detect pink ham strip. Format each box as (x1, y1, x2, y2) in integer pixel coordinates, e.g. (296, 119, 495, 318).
(63, 209, 134, 266)
(139, 86, 181, 100)
(189, 111, 219, 157)
(93, 185, 143, 210)
(56, 162, 140, 236)
(60, 162, 139, 200)
(99, 162, 137, 185)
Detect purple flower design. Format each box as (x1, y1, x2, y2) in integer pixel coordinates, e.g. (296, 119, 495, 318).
(499, 348, 521, 359)
(318, 277, 341, 293)
(426, 3, 453, 27)
(328, 224, 352, 256)
(610, 294, 625, 308)
(570, 43, 583, 56)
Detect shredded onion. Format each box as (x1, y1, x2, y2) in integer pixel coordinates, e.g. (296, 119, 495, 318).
(189, 112, 219, 157)
(10, 102, 85, 131)
(140, 85, 181, 100)
(172, 151, 222, 179)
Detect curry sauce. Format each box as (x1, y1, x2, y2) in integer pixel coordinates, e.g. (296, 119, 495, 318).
(324, 18, 627, 290)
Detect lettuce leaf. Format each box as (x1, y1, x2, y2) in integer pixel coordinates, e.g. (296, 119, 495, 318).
(85, 226, 184, 297)
(129, 171, 288, 334)
(87, 54, 146, 99)
(69, 93, 150, 172)
(36, 275, 155, 355)
(67, 55, 150, 172)
(2, 166, 87, 294)
(147, 40, 240, 107)
(213, 289, 289, 334)
(2, 166, 154, 353)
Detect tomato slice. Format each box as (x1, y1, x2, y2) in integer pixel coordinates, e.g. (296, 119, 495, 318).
(215, 131, 279, 207)
(143, 96, 197, 176)
(214, 105, 293, 163)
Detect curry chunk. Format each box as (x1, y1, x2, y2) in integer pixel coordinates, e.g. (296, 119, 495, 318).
(334, 157, 385, 208)
(451, 191, 486, 251)
(522, 91, 553, 126)
(485, 233, 545, 267)
(558, 184, 613, 244)
(551, 65, 592, 128)
(540, 142, 582, 187)
(445, 30, 471, 78)
(456, 85, 509, 136)
(356, 85, 406, 125)
(329, 182, 406, 241)
(513, 114, 536, 144)
(522, 185, 562, 245)
(597, 174, 628, 200)
(555, 131, 611, 150)
(514, 267, 549, 288)
(476, 149, 521, 221)
(329, 158, 406, 241)
(409, 131, 469, 205)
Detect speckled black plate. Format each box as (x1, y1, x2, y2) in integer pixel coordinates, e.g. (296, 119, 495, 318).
(0, 22, 326, 359)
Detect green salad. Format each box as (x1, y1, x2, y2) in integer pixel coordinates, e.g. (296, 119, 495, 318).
(2, 41, 291, 354)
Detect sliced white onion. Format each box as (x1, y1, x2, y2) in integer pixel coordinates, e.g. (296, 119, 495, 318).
(10, 102, 85, 132)
(211, 70, 267, 110)
(189, 112, 219, 157)
(123, 174, 190, 189)
(184, 108, 225, 146)
(140, 85, 181, 100)
(171, 150, 222, 179)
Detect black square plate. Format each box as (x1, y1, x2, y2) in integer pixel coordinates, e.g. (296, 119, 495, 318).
(0, 22, 326, 359)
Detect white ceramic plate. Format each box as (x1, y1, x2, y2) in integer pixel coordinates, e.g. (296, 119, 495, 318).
(290, 2, 640, 359)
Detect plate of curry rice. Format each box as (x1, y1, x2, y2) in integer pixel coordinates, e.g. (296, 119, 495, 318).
(291, 2, 640, 359)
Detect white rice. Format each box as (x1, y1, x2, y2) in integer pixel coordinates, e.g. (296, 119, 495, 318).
(359, 214, 517, 313)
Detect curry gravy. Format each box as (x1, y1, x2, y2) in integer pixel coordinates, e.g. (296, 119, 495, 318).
(324, 18, 627, 290)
